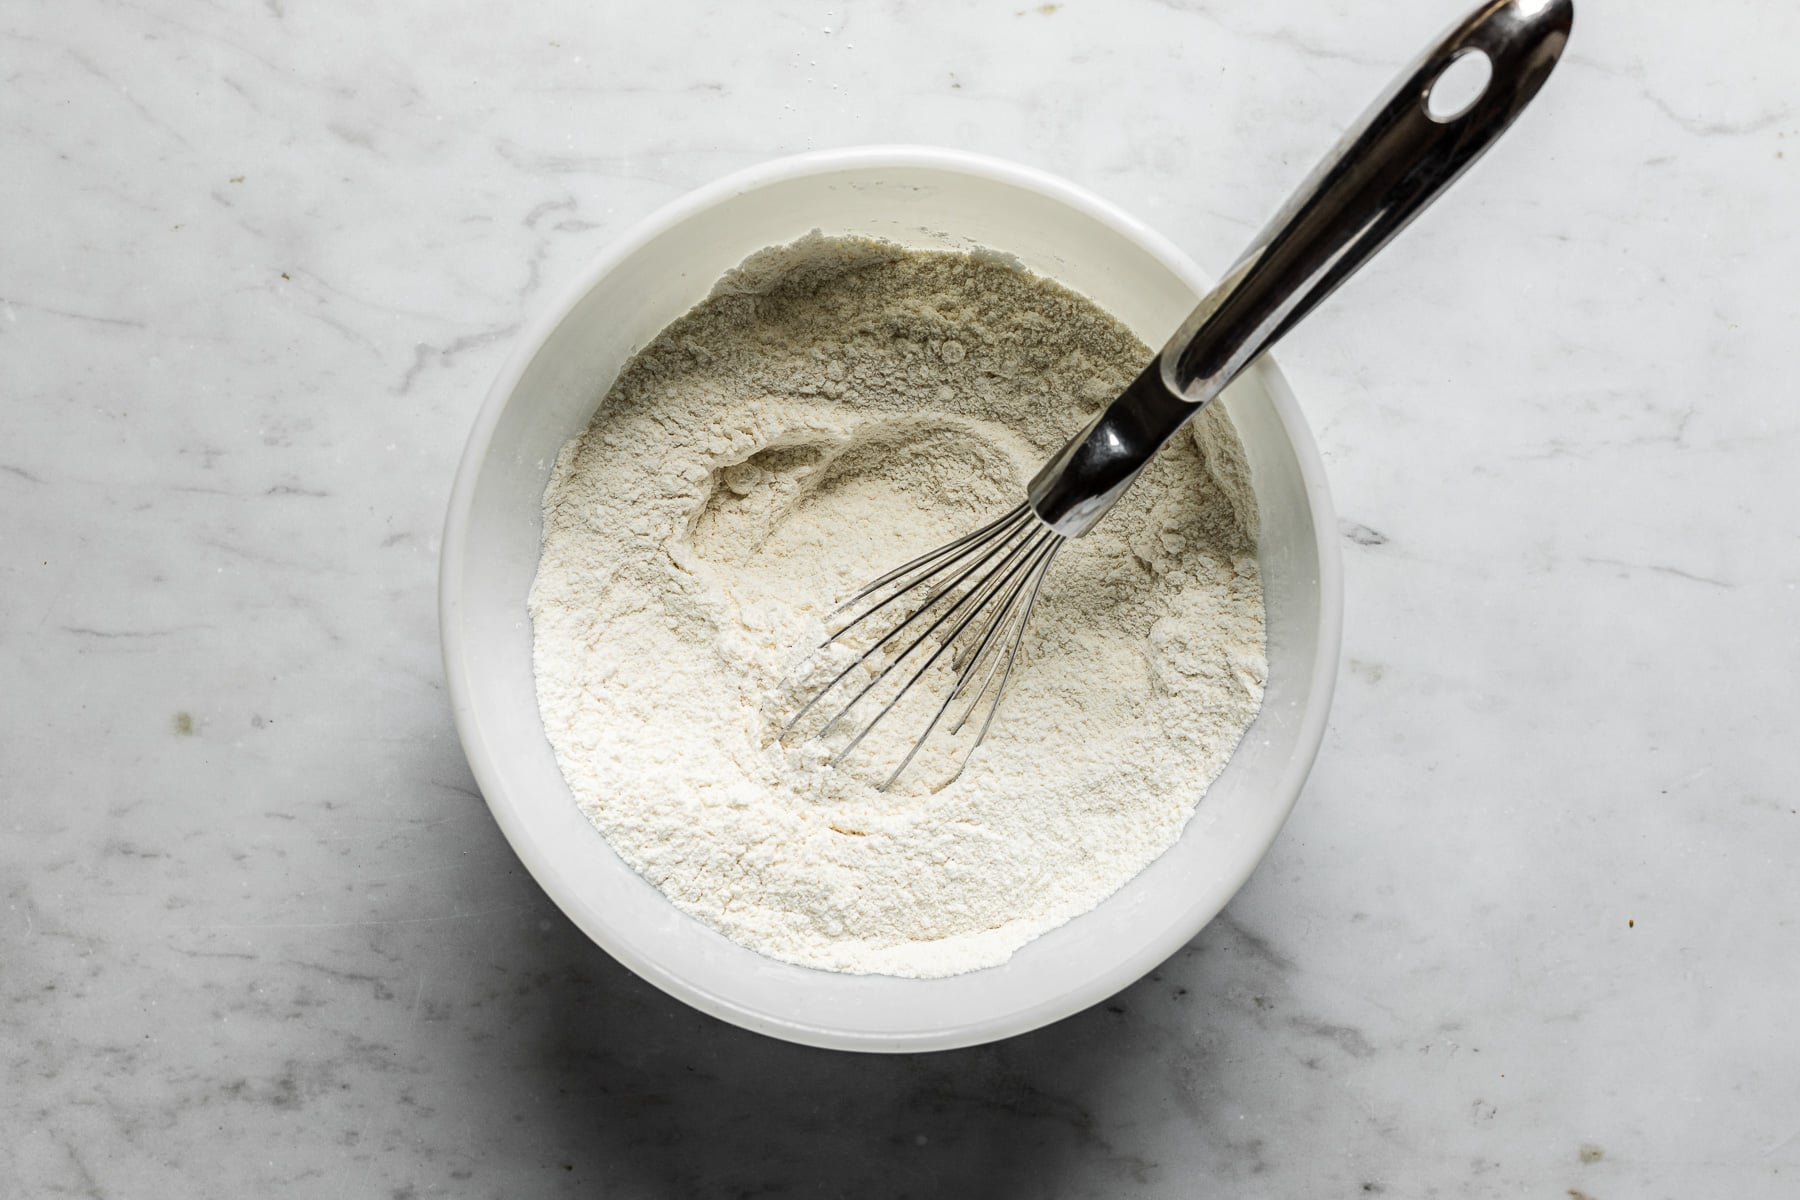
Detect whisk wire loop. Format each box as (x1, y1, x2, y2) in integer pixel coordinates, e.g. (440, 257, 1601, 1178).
(878, 535, 1062, 789)
(959, 538, 1061, 744)
(780, 505, 1064, 790)
(780, 505, 1039, 739)
(820, 522, 1049, 758)
(825, 504, 1032, 642)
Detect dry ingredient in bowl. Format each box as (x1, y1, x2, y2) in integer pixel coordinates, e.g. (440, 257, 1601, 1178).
(530, 234, 1266, 978)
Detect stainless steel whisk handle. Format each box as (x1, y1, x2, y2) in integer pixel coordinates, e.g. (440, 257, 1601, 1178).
(1028, 0, 1574, 537)
(1161, 0, 1573, 403)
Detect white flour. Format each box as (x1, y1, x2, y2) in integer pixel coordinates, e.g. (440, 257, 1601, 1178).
(530, 235, 1266, 977)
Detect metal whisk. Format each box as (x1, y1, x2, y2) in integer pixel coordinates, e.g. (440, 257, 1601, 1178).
(780, 0, 1572, 788)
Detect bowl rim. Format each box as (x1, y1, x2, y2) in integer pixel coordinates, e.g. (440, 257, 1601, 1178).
(440, 144, 1343, 1051)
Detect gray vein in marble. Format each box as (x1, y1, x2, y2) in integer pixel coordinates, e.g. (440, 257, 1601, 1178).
(1578, 555, 1734, 589)
(1140, 0, 1395, 70)
(396, 323, 522, 395)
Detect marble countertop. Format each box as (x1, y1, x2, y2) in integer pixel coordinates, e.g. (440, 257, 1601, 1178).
(5, 0, 1795, 1194)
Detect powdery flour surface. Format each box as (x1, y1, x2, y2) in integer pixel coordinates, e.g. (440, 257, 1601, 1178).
(530, 235, 1266, 978)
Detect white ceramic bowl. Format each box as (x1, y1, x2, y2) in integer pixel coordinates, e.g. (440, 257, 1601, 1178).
(441, 146, 1341, 1052)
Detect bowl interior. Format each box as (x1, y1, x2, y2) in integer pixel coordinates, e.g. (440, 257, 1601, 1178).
(442, 150, 1338, 1052)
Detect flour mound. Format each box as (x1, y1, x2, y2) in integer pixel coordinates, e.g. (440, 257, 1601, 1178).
(530, 235, 1266, 978)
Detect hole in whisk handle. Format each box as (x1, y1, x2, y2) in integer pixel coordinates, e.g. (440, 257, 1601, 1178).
(1424, 48, 1495, 123)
